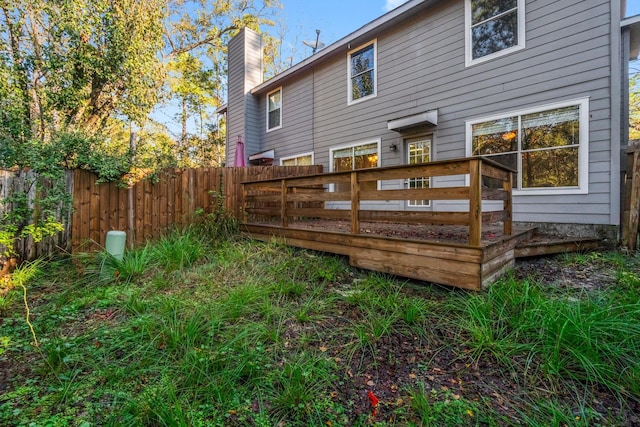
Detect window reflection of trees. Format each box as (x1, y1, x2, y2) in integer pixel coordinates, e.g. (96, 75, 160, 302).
(472, 106, 580, 189)
(333, 144, 377, 192)
(351, 45, 374, 100)
(471, 0, 518, 59)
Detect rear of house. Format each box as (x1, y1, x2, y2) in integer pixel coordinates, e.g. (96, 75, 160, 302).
(224, 0, 640, 240)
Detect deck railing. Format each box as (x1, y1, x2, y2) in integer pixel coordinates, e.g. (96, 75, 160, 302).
(242, 157, 513, 246)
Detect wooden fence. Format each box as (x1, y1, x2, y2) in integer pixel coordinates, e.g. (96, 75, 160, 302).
(0, 169, 74, 260)
(1, 166, 321, 260)
(71, 166, 322, 252)
(622, 141, 640, 250)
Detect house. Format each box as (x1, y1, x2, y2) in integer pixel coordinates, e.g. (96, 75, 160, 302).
(223, 0, 640, 240)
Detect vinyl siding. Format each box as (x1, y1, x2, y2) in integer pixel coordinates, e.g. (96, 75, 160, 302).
(226, 28, 262, 165)
(231, 0, 622, 226)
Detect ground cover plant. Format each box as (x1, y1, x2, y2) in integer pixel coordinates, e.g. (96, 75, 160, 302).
(1, 220, 639, 426)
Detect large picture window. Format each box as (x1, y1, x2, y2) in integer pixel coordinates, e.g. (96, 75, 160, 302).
(466, 0, 525, 66)
(467, 99, 589, 195)
(267, 87, 282, 131)
(348, 41, 377, 104)
(331, 142, 379, 192)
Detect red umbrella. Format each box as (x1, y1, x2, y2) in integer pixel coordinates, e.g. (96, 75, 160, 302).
(234, 135, 246, 167)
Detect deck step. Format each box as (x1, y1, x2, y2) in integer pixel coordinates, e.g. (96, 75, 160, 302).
(515, 234, 601, 258)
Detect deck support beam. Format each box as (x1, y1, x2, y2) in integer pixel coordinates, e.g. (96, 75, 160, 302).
(351, 172, 360, 234)
(469, 159, 482, 246)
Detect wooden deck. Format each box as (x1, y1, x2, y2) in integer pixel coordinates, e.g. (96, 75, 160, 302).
(240, 158, 597, 290)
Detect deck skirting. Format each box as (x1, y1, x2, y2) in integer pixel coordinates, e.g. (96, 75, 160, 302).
(243, 224, 535, 290)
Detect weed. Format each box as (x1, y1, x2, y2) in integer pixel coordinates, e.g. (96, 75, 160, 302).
(409, 383, 480, 426)
(153, 228, 205, 272)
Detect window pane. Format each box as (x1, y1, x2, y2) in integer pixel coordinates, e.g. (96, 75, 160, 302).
(472, 0, 517, 24)
(268, 91, 281, 111)
(297, 155, 312, 166)
(472, 117, 518, 155)
(472, 9, 518, 59)
(522, 147, 579, 188)
(522, 106, 580, 150)
(351, 45, 374, 75)
(282, 158, 296, 166)
(351, 70, 374, 100)
(268, 110, 280, 129)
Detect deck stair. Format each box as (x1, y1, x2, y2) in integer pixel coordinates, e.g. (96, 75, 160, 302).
(514, 230, 601, 258)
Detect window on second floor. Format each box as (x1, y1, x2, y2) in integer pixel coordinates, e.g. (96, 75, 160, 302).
(267, 87, 282, 131)
(466, 0, 525, 66)
(348, 41, 377, 104)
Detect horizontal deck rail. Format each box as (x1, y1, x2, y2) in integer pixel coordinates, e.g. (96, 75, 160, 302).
(242, 157, 513, 246)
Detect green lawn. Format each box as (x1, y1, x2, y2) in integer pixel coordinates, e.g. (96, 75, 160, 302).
(1, 219, 639, 426)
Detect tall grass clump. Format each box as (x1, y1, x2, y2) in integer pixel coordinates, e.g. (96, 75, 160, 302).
(457, 275, 640, 396)
(152, 227, 206, 272)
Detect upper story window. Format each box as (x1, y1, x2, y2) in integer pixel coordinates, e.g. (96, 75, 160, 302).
(466, 98, 589, 195)
(281, 152, 313, 166)
(267, 87, 282, 131)
(348, 41, 377, 105)
(466, 0, 525, 66)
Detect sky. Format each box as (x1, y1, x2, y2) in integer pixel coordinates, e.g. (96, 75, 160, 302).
(278, 0, 640, 59)
(155, 0, 640, 137)
(276, 0, 408, 60)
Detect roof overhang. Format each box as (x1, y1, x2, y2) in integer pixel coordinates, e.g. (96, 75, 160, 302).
(248, 149, 275, 165)
(622, 15, 640, 60)
(387, 110, 438, 132)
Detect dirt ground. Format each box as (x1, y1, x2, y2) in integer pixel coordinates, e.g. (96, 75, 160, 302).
(321, 255, 640, 425)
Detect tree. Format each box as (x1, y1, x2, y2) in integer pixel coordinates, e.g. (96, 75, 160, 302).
(630, 64, 640, 140)
(0, 0, 166, 140)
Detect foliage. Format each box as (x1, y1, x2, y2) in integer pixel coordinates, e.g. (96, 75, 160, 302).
(631, 67, 640, 140)
(1, 239, 638, 426)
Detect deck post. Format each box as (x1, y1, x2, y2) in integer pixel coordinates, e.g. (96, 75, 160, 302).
(280, 179, 288, 227)
(503, 171, 513, 235)
(351, 172, 360, 234)
(469, 159, 482, 246)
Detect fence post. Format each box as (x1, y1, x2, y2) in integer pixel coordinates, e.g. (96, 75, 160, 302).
(351, 172, 360, 234)
(469, 159, 482, 246)
(280, 179, 288, 227)
(503, 170, 513, 236)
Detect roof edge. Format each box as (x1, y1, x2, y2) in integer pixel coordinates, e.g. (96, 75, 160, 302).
(251, 0, 427, 95)
(622, 15, 640, 60)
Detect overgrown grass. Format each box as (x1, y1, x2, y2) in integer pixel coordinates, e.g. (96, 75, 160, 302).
(1, 218, 639, 426)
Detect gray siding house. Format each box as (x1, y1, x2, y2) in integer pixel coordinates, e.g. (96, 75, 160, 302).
(224, 0, 640, 238)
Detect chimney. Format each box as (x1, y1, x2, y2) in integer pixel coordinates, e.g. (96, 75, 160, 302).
(226, 28, 263, 166)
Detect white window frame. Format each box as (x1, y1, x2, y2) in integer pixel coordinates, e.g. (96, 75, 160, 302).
(280, 152, 314, 166)
(465, 98, 590, 196)
(266, 87, 282, 132)
(329, 139, 381, 192)
(347, 40, 377, 105)
(465, 0, 526, 67)
(407, 137, 432, 208)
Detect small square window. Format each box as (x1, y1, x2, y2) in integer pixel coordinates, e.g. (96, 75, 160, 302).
(267, 88, 282, 131)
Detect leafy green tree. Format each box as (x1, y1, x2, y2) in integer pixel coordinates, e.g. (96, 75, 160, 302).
(0, 0, 166, 139)
(630, 68, 640, 140)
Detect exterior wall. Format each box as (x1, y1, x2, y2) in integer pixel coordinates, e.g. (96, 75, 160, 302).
(230, 0, 624, 227)
(226, 28, 263, 166)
